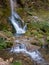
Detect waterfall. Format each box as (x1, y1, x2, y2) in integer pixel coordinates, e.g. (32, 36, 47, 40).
(10, 0, 14, 15)
(10, 43, 45, 63)
(9, 0, 27, 34)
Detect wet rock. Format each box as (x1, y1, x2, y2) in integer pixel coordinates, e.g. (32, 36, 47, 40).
(12, 36, 40, 51)
(13, 53, 34, 65)
(0, 58, 4, 62)
(0, 58, 10, 65)
(39, 48, 49, 63)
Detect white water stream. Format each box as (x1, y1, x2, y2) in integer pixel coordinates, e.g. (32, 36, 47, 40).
(9, 0, 26, 34)
(9, 0, 45, 64)
(11, 43, 44, 63)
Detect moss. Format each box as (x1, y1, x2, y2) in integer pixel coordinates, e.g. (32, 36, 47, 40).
(0, 36, 13, 49)
(16, 8, 25, 17)
(46, 32, 49, 36)
(37, 34, 43, 38)
(3, 31, 13, 37)
(32, 30, 39, 36)
(0, 37, 7, 49)
(25, 31, 31, 36)
(47, 36, 49, 41)
(27, 11, 33, 16)
(11, 61, 22, 65)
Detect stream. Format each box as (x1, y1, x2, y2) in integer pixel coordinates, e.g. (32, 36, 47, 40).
(0, 37, 49, 65)
(7, 0, 49, 64)
(9, 37, 49, 65)
(10, 42, 44, 63)
(0, 0, 49, 65)
(9, 0, 27, 34)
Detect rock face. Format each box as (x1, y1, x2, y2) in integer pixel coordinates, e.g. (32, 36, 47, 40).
(0, 58, 10, 65)
(0, 57, 14, 65)
(12, 36, 40, 51)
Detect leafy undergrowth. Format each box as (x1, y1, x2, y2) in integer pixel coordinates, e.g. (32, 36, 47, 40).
(25, 21, 49, 47)
(0, 31, 13, 49)
(0, 37, 13, 49)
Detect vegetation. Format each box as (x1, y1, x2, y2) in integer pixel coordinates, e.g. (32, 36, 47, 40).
(0, 0, 49, 54)
(0, 31, 13, 49)
(0, 0, 49, 65)
(0, 36, 13, 49)
(11, 61, 22, 65)
(26, 21, 49, 47)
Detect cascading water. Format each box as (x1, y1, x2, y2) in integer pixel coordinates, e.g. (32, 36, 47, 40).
(9, 0, 46, 64)
(9, 0, 26, 34)
(11, 43, 45, 63)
